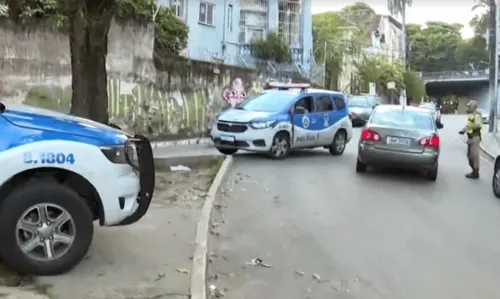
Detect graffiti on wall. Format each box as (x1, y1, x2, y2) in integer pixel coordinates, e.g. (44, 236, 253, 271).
(21, 74, 267, 139)
(221, 76, 267, 107)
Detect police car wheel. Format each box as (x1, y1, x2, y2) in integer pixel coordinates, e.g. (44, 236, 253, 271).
(216, 147, 238, 155)
(493, 166, 500, 198)
(329, 131, 347, 155)
(269, 132, 290, 159)
(0, 181, 94, 275)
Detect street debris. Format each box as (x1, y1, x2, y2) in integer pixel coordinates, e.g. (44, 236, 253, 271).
(154, 273, 165, 281)
(245, 258, 273, 268)
(170, 165, 191, 172)
(209, 284, 225, 298)
(176, 268, 190, 275)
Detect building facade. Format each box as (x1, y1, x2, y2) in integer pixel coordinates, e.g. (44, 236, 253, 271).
(338, 14, 404, 95)
(368, 15, 403, 62)
(157, 0, 312, 78)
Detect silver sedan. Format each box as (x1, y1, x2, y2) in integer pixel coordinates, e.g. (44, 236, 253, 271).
(347, 96, 375, 126)
(356, 105, 442, 181)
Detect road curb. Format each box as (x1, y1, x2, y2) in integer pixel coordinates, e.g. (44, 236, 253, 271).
(190, 155, 234, 299)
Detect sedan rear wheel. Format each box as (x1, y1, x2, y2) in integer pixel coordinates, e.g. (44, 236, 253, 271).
(356, 157, 367, 173)
(426, 165, 438, 181)
(492, 166, 500, 198)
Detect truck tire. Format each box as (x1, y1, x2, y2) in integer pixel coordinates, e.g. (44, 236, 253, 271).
(0, 181, 94, 275)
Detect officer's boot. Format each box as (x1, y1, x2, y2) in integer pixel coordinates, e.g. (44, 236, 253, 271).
(465, 169, 479, 179)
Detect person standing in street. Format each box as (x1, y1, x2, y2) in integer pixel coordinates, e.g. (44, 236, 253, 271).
(459, 100, 483, 179)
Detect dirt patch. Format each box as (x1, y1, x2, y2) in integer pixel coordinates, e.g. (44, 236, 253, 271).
(0, 157, 224, 299)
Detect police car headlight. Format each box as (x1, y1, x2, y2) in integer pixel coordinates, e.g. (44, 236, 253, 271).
(100, 145, 128, 164)
(249, 120, 277, 129)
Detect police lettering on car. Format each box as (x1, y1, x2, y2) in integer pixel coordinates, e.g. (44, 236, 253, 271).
(210, 82, 353, 159)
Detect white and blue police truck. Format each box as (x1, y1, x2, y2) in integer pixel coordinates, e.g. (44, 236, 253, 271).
(210, 83, 353, 158)
(0, 103, 155, 275)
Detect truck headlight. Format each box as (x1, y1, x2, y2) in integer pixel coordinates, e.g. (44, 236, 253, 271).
(100, 141, 139, 170)
(100, 145, 127, 164)
(249, 120, 277, 129)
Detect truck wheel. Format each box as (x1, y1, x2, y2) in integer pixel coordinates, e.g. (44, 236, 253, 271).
(0, 181, 94, 275)
(329, 131, 347, 155)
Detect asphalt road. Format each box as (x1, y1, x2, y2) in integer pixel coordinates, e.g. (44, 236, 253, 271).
(208, 116, 500, 299)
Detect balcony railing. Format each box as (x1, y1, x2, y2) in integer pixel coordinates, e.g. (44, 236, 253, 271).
(238, 44, 306, 78)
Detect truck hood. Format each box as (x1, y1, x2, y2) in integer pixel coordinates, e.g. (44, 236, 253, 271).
(2, 104, 128, 145)
(218, 109, 276, 122)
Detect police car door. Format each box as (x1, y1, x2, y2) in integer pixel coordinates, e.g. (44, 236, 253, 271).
(291, 95, 318, 148)
(314, 94, 337, 145)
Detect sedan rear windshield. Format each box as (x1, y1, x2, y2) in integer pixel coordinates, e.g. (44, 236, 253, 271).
(370, 110, 434, 130)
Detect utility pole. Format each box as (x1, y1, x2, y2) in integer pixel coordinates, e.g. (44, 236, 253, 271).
(489, 0, 498, 133)
(401, 1, 407, 68)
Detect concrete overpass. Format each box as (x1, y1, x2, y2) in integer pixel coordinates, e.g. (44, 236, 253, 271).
(420, 70, 491, 112)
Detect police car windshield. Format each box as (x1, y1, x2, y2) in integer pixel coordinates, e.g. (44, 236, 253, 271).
(371, 110, 434, 130)
(236, 92, 296, 112)
(348, 97, 370, 108)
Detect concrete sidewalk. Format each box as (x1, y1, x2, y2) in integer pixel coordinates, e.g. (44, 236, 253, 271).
(478, 133, 500, 159)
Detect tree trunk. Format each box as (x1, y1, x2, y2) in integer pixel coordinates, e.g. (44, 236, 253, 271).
(68, 0, 116, 124)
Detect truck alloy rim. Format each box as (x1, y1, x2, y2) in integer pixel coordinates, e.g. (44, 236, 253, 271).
(271, 137, 288, 156)
(15, 203, 76, 261)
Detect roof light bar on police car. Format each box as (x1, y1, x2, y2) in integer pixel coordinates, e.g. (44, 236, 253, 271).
(267, 82, 310, 90)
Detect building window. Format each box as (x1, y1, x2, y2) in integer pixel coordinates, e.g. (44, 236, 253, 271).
(170, 0, 185, 19)
(199, 2, 215, 26)
(227, 4, 233, 31)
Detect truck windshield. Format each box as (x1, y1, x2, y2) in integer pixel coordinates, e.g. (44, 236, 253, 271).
(235, 92, 296, 112)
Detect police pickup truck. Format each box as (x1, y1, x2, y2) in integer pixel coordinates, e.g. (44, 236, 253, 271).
(211, 83, 353, 158)
(0, 103, 155, 275)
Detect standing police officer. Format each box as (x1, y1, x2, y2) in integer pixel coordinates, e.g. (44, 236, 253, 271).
(459, 100, 483, 179)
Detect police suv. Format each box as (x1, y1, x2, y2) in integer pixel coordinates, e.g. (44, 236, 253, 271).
(211, 83, 353, 158)
(0, 103, 155, 275)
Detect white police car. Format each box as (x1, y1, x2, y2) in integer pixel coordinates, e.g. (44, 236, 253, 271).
(0, 103, 155, 275)
(211, 83, 353, 158)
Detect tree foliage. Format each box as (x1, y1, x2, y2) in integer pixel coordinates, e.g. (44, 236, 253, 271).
(387, 0, 412, 17)
(469, 0, 489, 36)
(312, 11, 346, 90)
(312, 2, 373, 90)
(3, 0, 189, 123)
(406, 21, 488, 72)
(354, 56, 425, 101)
(251, 31, 291, 63)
